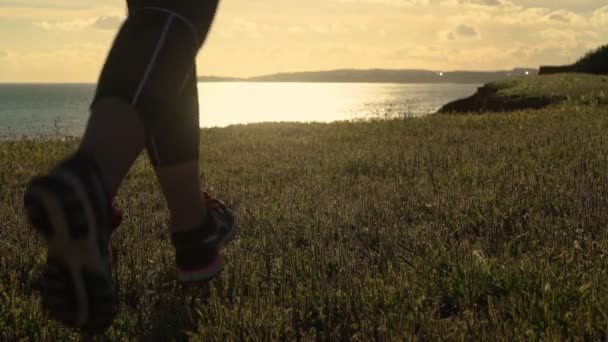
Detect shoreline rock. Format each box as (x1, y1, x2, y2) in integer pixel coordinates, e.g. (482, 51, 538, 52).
(437, 84, 555, 114)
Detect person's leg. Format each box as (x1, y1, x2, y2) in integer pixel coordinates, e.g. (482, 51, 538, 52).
(148, 62, 236, 281)
(115, 1, 237, 281)
(81, 0, 237, 280)
(22, 10, 152, 330)
(91, 1, 218, 234)
(84, 57, 206, 235)
(79, 98, 145, 201)
(86, 0, 235, 283)
(148, 65, 207, 232)
(23, 0, 231, 330)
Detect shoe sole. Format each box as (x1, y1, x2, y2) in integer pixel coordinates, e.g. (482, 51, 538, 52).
(24, 175, 114, 331)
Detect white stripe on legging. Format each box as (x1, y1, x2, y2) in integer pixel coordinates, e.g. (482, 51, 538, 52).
(132, 13, 175, 106)
(148, 135, 161, 165)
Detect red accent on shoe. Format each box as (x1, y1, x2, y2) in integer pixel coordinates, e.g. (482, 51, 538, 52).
(177, 253, 221, 274)
(111, 206, 123, 232)
(202, 192, 224, 210)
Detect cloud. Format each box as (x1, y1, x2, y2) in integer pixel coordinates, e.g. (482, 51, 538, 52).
(478, 0, 501, 5)
(454, 0, 504, 6)
(215, 17, 361, 39)
(341, 0, 604, 12)
(335, 0, 431, 6)
(510, 0, 606, 12)
(0, 1, 124, 21)
(548, 13, 570, 23)
(444, 24, 480, 40)
(90, 15, 123, 30)
(541, 9, 585, 24)
(34, 15, 124, 31)
(0, 1, 93, 10)
(591, 5, 608, 26)
(34, 19, 92, 31)
(0, 43, 108, 82)
(4, 0, 608, 81)
(454, 24, 479, 37)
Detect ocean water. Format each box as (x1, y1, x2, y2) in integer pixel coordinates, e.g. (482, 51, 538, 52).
(0, 82, 478, 139)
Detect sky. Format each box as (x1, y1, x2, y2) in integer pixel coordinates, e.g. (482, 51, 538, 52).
(0, 0, 606, 82)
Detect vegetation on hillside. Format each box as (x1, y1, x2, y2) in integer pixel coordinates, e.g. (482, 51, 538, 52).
(539, 44, 608, 75)
(573, 44, 608, 74)
(440, 73, 607, 113)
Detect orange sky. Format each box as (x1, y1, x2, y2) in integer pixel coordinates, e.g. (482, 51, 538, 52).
(0, 0, 606, 82)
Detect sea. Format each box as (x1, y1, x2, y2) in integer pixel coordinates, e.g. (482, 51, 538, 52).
(0, 82, 478, 139)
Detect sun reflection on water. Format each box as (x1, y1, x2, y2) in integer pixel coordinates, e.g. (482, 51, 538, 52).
(197, 82, 478, 128)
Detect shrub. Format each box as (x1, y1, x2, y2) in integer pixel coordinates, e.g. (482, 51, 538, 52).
(574, 44, 608, 74)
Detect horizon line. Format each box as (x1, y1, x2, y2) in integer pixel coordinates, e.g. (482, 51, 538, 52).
(0, 66, 540, 84)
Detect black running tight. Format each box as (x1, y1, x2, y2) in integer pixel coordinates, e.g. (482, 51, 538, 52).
(92, 0, 220, 165)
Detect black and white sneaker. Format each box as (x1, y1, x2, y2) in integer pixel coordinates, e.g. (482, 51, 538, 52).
(172, 192, 237, 282)
(23, 153, 115, 331)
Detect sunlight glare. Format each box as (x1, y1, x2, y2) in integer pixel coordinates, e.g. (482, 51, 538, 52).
(198, 82, 381, 127)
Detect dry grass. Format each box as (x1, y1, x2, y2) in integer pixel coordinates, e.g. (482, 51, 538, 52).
(2, 101, 608, 340)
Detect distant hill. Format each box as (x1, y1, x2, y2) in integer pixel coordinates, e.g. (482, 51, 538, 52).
(197, 76, 244, 82)
(197, 68, 537, 84)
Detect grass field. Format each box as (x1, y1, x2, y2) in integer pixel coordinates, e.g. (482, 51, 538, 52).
(2, 75, 608, 340)
(494, 73, 608, 106)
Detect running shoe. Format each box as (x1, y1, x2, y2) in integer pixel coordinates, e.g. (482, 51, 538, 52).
(171, 192, 236, 282)
(23, 153, 116, 331)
